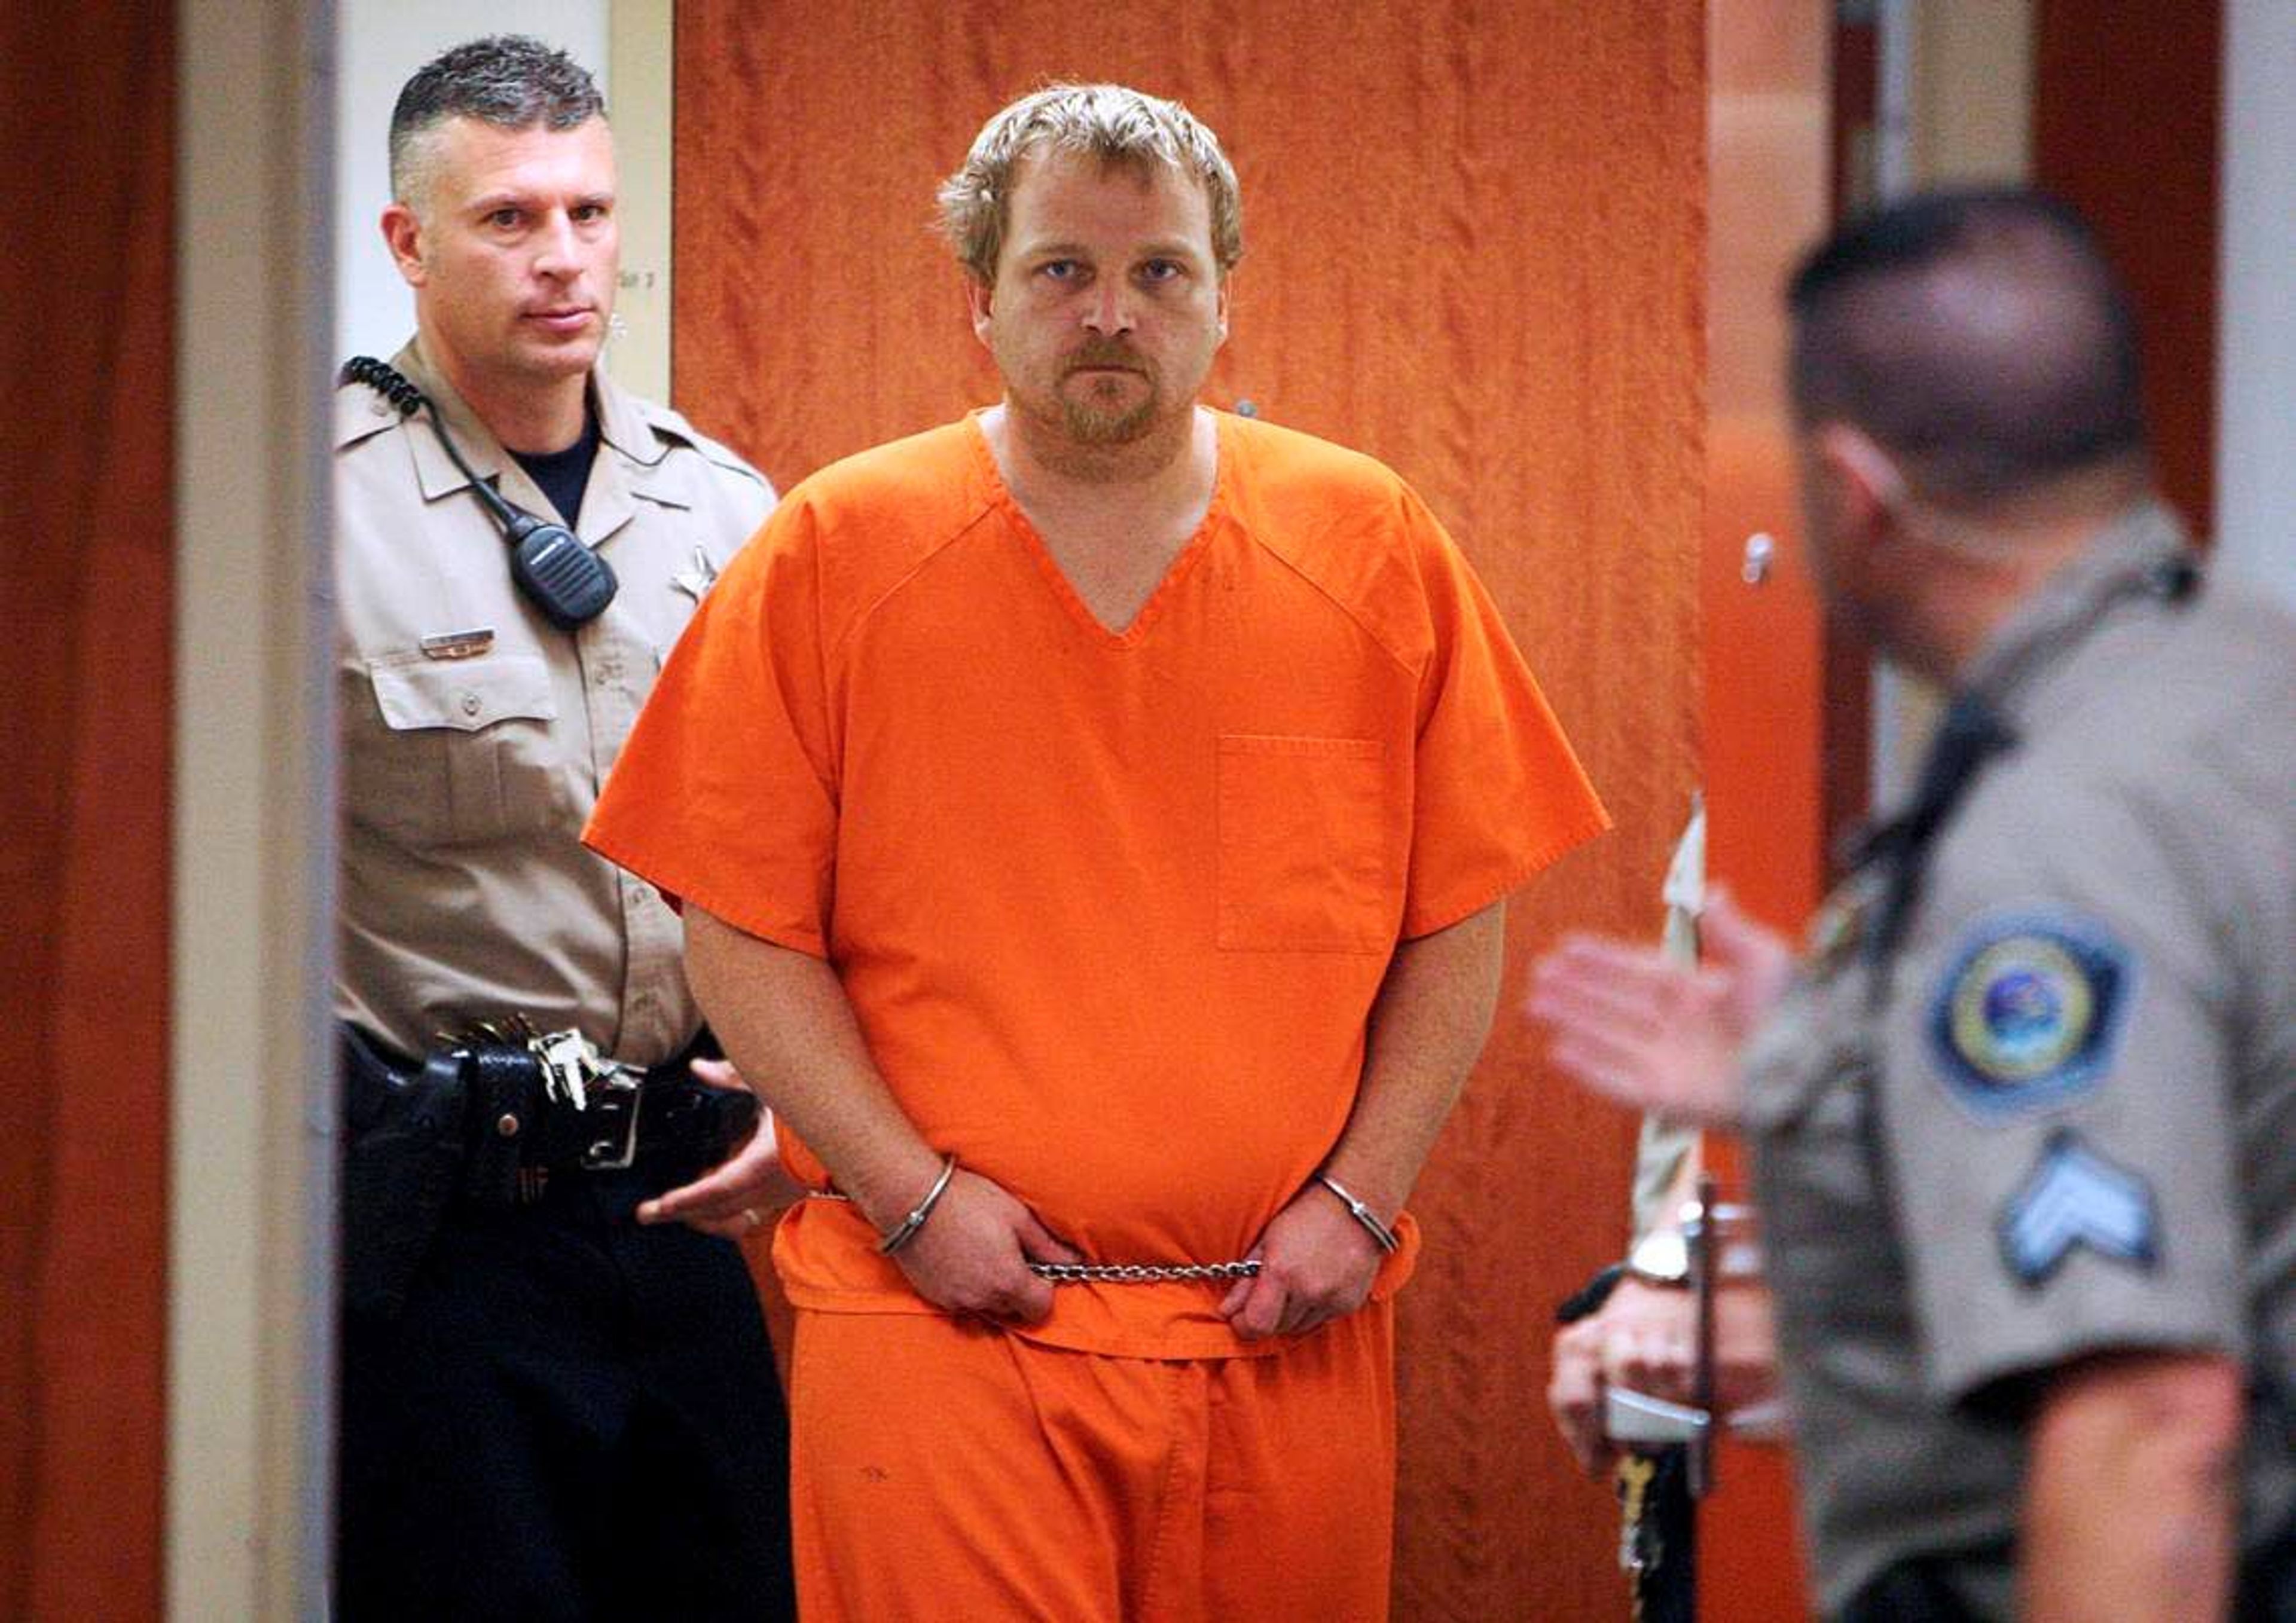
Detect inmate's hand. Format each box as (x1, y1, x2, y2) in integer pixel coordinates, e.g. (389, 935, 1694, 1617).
(1218, 1184, 1384, 1341)
(891, 1169, 1082, 1325)
(636, 1057, 802, 1239)
(1547, 1277, 1782, 1477)
(1522, 890, 1794, 1127)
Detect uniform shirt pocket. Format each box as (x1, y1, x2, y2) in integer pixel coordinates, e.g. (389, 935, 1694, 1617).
(352, 653, 567, 847)
(1216, 734, 1399, 952)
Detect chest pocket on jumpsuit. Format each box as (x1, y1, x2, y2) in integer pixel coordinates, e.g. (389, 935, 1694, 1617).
(353, 652, 567, 847)
(1215, 733, 1402, 952)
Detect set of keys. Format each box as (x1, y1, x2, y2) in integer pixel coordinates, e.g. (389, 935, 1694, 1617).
(436, 1017, 650, 1182)
(530, 1027, 619, 1111)
(527, 1028, 645, 1169)
(448, 1016, 631, 1112)
(1616, 1453, 1661, 1577)
(448, 1018, 648, 1170)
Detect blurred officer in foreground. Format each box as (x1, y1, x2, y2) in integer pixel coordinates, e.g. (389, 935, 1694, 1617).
(334, 35, 795, 1619)
(1528, 187, 2295, 1621)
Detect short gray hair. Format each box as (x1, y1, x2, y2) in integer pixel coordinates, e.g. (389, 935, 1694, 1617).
(389, 35, 606, 209)
(937, 82, 1243, 285)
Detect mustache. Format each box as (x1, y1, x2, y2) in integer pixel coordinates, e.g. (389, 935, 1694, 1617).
(1064, 340, 1150, 373)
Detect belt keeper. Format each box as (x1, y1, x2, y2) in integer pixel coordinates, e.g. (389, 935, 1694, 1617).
(1316, 1172, 1400, 1254)
(877, 1153, 958, 1255)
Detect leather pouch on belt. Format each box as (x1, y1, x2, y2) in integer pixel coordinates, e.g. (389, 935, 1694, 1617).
(341, 1032, 468, 1322)
(636, 1071, 762, 1185)
(460, 1046, 545, 1206)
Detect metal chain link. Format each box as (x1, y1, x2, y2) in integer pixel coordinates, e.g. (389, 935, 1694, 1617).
(808, 1193, 1267, 1285)
(1027, 1259, 1262, 1283)
(802, 1190, 1259, 1283)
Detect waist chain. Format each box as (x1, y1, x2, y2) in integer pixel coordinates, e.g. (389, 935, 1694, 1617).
(1029, 1258, 1262, 1283)
(804, 1188, 1262, 1283)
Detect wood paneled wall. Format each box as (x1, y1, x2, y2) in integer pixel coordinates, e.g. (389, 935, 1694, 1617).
(2034, 0, 2220, 536)
(0, 7, 175, 1619)
(674, 4, 1705, 1615)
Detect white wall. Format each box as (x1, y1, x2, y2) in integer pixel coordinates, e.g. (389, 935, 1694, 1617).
(176, 1, 335, 1613)
(334, 1, 610, 365)
(2217, 0, 2296, 604)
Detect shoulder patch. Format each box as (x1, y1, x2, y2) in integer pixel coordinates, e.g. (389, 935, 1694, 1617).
(1997, 1130, 2158, 1286)
(1927, 913, 2133, 1120)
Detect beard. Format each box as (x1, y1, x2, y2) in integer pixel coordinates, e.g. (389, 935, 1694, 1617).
(1055, 341, 1161, 445)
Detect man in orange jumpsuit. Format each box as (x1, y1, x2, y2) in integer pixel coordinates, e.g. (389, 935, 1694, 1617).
(588, 82, 1607, 1621)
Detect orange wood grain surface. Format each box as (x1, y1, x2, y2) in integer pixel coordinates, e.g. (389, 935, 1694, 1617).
(0, 8, 174, 1619)
(1693, 6, 1839, 1613)
(676, 3, 1706, 1615)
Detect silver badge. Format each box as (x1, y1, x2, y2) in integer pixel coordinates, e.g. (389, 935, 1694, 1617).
(671, 545, 719, 603)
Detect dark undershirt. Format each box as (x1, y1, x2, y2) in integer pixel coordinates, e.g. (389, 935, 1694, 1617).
(509, 405, 602, 530)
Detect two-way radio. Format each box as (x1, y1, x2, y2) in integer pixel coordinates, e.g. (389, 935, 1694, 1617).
(341, 356, 618, 630)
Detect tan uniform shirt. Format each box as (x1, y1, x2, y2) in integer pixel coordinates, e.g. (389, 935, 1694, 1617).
(1747, 504, 2296, 1615)
(335, 340, 773, 1066)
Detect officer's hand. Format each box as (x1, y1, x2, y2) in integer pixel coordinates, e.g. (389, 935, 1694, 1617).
(1217, 1184, 1384, 1341)
(1547, 1278, 1782, 1478)
(1549, 1312, 1623, 1477)
(635, 1057, 800, 1239)
(1522, 890, 1793, 1127)
(1550, 1280, 1698, 1476)
(889, 1169, 1080, 1325)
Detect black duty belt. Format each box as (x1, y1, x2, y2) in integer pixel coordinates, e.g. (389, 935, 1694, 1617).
(341, 1024, 759, 1208)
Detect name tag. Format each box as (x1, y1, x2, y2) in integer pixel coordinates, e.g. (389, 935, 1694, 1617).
(419, 627, 496, 661)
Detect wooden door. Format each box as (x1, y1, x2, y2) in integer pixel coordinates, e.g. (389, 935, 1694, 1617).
(673, 3, 1705, 1614)
(2034, 0, 2220, 535)
(0, 7, 175, 1619)
(1694, 3, 1843, 1616)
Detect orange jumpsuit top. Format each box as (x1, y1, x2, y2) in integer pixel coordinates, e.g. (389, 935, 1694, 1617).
(586, 410, 1607, 1358)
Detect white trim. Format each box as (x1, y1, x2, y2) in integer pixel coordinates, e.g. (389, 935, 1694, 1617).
(172, 1, 337, 1616)
(608, 0, 676, 402)
(2216, 0, 2296, 603)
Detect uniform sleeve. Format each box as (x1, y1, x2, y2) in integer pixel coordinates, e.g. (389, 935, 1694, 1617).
(1397, 498, 1609, 937)
(585, 494, 839, 956)
(1876, 772, 2252, 1411)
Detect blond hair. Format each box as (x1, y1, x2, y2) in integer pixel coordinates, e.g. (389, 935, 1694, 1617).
(937, 82, 1242, 284)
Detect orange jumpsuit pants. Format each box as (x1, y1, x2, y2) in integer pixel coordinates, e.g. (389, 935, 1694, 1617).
(787, 1303, 1398, 1622)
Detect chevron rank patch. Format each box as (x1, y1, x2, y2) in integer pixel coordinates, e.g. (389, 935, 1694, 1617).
(1998, 1130, 2158, 1286)
(1928, 914, 2133, 1120)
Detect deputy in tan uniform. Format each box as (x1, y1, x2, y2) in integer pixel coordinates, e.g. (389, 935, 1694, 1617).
(333, 35, 795, 1621)
(1528, 188, 2295, 1621)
